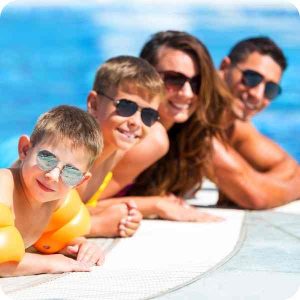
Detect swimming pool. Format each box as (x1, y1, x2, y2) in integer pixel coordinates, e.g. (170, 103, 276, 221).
(0, 1, 299, 167)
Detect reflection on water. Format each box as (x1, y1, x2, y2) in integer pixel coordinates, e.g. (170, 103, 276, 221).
(0, 2, 299, 166)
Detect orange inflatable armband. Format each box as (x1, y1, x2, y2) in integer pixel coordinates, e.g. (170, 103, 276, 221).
(34, 190, 91, 254)
(0, 203, 25, 264)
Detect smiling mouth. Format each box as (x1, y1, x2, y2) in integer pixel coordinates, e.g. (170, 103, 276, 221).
(36, 179, 55, 192)
(117, 128, 140, 141)
(169, 101, 190, 111)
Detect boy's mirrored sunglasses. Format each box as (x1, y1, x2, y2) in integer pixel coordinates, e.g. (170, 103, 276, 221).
(159, 71, 201, 95)
(36, 150, 84, 187)
(97, 91, 159, 127)
(235, 65, 281, 100)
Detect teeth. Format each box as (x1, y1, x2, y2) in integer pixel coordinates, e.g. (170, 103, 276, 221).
(170, 102, 190, 110)
(244, 100, 258, 110)
(119, 129, 137, 140)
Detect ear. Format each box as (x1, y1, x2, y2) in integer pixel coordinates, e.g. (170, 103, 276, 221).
(220, 56, 232, 71)
(18, 135, 31, 160)
(76, 171, 92, 187)
(87, 91, 99, 118)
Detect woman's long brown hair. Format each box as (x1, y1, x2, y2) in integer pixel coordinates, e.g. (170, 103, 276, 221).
(127, 31, 234, 197)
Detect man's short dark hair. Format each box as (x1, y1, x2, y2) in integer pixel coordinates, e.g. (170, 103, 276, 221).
(228, 36, 287, 71)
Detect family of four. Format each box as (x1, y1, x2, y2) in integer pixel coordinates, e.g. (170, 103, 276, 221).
(1, 31, 299, 277)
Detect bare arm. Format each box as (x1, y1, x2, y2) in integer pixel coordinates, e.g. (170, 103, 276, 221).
(213, 121, 300, 209)
(91, 194, 221, 222)
(0, 252, 92, 277)
(95, 125, 220, 222)
(101, 122, 169, 199)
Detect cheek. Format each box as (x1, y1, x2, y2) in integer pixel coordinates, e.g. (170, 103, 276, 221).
(141, 125, 150, 138)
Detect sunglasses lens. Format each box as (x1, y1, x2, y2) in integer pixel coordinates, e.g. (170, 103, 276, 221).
(163, 72, 200, 94)
(36, 150, 58, 171)
(265, 82, 281, 100)
(190, 75, 201, 94)
(61, 165, 83, 186)
(141, 108, 159, 127)
(116, 99, 138, 117)
(243, 70, 263, 87)
(163, 73, 186, 91)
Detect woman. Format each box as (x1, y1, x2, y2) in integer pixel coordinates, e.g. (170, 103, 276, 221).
(98, 31, 234, 221)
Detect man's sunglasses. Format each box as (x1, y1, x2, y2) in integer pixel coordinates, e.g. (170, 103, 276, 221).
(236, 65, 281, 100)
(159, 71, 201, 95)
(36, 150, 84, 187)
(97, 91, 159, 127)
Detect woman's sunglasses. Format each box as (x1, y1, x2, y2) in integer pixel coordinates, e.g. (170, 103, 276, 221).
(159, 71, 201, 95)
(36, 150, 84, 187)
(98, 91, 159, 127)
(236, 65, 281, 100)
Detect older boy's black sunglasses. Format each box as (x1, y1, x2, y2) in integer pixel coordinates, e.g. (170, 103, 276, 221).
(236, 65, 281, 100)
(97, 91, 159, 127)
(159, 71, 201, 95)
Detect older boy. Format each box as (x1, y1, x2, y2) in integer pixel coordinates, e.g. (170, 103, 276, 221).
(77, 55, 165, 236)
(0, 105, 104, 276)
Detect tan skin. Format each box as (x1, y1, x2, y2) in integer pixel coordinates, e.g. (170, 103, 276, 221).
(215, 51, 300, 209)
(100, 47, 222, 222)
(77, 85, 162, 237)
(0, 136, 104, 277)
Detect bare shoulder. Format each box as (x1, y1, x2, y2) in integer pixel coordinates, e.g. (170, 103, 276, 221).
(230, 120, 259, 146)
(0, 168, 15, 207)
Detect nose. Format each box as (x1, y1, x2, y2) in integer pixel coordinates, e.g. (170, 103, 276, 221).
(179, 81, 194, 98)
(247, 82, 266, 107)
(127, 111, 143, 128)
(44, 167, 60, 183)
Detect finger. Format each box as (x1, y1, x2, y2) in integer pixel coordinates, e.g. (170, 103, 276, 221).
(195, 212, 224, 222)
(119, 224, 138, 237)
(128, 208, 141, 217)
(126, 212, 142, 223)
(66, 245, 79, 255)
(126, 200, 137, 210)
(124, 221, 140, 230)
(76, 243, 91, 262)
(69, 259, 92, 272)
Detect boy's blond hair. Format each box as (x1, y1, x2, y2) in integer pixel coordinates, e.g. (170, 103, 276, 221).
(92, 55, 165, 101)
(31, 105, 103, 167)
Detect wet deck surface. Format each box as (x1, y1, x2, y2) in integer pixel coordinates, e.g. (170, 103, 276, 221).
(159, 211, 300, 300)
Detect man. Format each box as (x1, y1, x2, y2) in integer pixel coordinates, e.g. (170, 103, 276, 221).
(214, 36, 300, 209)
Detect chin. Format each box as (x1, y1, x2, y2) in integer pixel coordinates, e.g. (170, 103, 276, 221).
(173, 115, 190, 124)
(116, 140, 139, 152)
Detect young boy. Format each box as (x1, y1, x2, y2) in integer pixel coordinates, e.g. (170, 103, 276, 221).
(77, 55, 165, 237)
(0, 105, 104, 276)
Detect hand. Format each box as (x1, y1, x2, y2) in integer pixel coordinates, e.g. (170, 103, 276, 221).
(155, 198, 223, 222)
(61, 238, 105, 267)
(119, 200, 142, 237)
(45, 253, 93, 274)
(163, 193, 186, 206)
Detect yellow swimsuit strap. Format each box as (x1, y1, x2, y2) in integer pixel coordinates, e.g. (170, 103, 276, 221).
(85, 171, 113, 208)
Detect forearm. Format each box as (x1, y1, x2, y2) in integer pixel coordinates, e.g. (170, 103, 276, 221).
(0, 253, 50, 277)
(214, 153, 300, 209)
(213, 141, 300, 209)
(91, 196, 160, 217)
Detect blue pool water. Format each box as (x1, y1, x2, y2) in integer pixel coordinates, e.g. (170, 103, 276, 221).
(0, 2, 299, 167)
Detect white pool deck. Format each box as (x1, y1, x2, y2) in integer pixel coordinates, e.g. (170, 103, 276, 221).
(1, 184, 299, 300)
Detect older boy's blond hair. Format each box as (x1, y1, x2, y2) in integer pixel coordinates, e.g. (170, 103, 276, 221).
(92, 55, 164, 101)
(31, 105, 103, 167)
